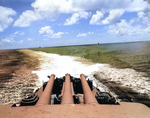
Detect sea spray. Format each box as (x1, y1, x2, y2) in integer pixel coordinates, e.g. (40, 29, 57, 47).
(32, 52, 111, 91)
(32, 51, 150, 98)
(94, 67, 150, 98)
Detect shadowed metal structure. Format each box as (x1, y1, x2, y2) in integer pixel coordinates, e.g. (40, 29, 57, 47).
(36, 74, 55, 105)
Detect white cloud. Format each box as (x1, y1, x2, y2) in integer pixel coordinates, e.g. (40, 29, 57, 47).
(90, 9, 124, 25)
(14, 31, 25, 36)
(2, 38, 14, 43)
(90, 10, 104, 25)
(14, 0, 74, 27)
(39, 26, 64, 38)
(77, 33, 87, 37)
(77, 31, 93, 37)
(32, 0, 71, 14)
(14, 10, 41, 27)
(126, 0, 149, 12)
(14, 0, 135, 27)
(13, 0, 150, 27)
(31, 0, 132, 13)
(107, 19, 150, 36)
(71, 0, 132, 11)
(137, 12, 145, 18)
(39, 26, 54, 35)
(51, 32, 64, 38)
(73, 0, 148, 13)
(108, 20, 134, 35)
(0, 31, 26, 45)
(137, 12, 150, 24)
(64, 12, 91, 25)
(102, 9, 125, 24)
(0, 6, 16, 32)
(129, 11, 150, 26)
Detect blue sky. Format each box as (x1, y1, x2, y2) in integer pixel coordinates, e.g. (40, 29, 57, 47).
(0, 0, 150, 49)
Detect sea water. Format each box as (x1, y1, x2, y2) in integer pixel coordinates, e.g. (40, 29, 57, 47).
(32, 41, 150, 107)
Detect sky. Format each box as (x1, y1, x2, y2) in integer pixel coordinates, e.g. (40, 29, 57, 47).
(0, 0, 150, 49)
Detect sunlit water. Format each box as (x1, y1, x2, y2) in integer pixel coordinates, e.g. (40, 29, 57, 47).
(101, 41, 150, 76)
(32, 52, 108, 90)
(32, 49, 150, 98)
(32, 41, 150, 107)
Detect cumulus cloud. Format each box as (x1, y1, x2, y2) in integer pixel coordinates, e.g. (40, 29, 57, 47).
(137, 11, 150, 24)
(77, 33, 87, 37)
(77, 31, 93, 37)
(90, 9, 124, 25)
(31, 0, 132, 13)
(107, 19, 150, 36)
(39, 26, 54, 35)
(108, 20, 135, 35)
(0, 31, 25, 45)
(14, 10, 41, 27)
(0, 6, 16, 32)
(71, 0, 132, 11)
(126, 0, 149, 12)
(14, 0, 73, 27)
(13, 0, 150, 27)
(129, 11, 150, 26)
(51, 32, 64, 38)
(14, 0, 137, 27)
(89, 11, 104, 25)
(102, 9, 125, 24)
(64, 12, 91, 25)
(39, 26, 64, 38)
(31, 0, 78, 15)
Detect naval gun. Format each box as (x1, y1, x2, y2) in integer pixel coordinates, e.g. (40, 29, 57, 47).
(1, 74, 148, 118)
(12, 74, 118, 107)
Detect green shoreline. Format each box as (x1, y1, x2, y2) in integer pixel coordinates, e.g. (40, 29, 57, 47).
(31, 44, 130, 68)
(31, 42, 150, 77)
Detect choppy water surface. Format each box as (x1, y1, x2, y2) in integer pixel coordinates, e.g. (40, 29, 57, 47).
(1, 41, 150, 107)
(32, 41, 150, 107)
(100, 41, 150, 77)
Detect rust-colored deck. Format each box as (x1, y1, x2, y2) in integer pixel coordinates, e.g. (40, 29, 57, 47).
(0, 102, 150, 118)
(1, 74, 150, 117)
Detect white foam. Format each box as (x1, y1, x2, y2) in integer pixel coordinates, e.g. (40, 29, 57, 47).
(32, 51, 150, 97)
(33, 52, 100, 81)
(94, 66, 150, 97)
